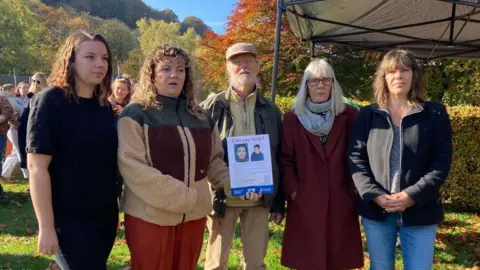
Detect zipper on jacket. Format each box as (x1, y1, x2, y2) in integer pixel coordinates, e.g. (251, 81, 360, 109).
(380, 110, 395, 193)
(398, 118, 404, 226)
(381, 108, 420, 225)
(176, 101, 191, 224)
(218, 101, 235, 137)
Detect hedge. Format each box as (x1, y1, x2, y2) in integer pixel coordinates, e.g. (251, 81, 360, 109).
(443, 107, 480, 212)
(275, 96, 480, 211)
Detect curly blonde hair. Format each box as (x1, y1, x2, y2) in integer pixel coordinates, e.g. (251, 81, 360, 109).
(373, 49, 426, 109)
(48, 31, 112, 106)
(131, 44, 204, 119)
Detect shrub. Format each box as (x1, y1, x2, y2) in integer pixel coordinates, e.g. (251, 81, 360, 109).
(442, 106, 480, 211)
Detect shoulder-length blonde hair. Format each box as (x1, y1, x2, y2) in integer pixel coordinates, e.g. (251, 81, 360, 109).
(132, 44, 204, 119)
(29, 72, 48, 93)
(293, 58, 345, 116)
(48, 31, 112, 106)
(373, 49, 426, 108)
(109, 77, 132, 106)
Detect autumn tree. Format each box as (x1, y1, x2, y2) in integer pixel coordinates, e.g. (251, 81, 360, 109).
(120, 49, 144, 79)
(198, 0, 310, 97)
(137, 18, 198, 55)
(0, 0, 44, 73)
(94, 19, 139, 66)
(35, 3, 91, 72)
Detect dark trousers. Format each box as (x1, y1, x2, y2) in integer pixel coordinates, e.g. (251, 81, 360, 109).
(54, 211, 118, 270)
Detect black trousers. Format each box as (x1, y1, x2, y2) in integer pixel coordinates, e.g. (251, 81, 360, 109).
(54, 211, 118, 270)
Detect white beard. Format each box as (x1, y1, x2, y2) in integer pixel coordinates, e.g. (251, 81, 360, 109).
(232, 74, 255, 88)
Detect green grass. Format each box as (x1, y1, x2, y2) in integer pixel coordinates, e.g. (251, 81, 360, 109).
(1, 180, 479, 270)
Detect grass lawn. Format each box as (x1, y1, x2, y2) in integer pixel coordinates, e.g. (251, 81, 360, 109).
(1, 179, 479, 269)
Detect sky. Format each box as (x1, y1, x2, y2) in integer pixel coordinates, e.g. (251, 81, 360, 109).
(142, 0, 238, 34)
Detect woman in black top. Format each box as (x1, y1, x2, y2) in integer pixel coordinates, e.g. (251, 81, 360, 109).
(27, 31, 120, 269)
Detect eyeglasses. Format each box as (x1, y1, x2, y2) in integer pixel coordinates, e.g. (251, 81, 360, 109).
(307, 78, 333, 86)
(32, 79, 41, 84)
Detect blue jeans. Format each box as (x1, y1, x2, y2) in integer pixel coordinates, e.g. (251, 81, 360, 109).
(0, 134, 7, 176)
(362, 214, 437, 270)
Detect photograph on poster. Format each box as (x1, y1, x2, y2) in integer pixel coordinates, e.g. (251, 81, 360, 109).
(250, 144, 264, 161)
(234, 143, 249, 162)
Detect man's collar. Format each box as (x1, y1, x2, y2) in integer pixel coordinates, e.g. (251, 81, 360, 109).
(230, 86, 257, 102)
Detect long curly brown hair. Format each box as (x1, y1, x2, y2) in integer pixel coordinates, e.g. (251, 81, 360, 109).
(48, 31, 112, 106)
(131, 44, 204, 119)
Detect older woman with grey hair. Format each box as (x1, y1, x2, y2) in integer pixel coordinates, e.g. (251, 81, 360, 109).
(281, 58, 364, 270)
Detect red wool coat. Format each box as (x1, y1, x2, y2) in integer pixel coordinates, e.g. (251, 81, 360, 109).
(280, 105, 364, 270)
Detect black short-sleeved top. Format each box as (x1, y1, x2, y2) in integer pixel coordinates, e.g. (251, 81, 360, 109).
(27, 87, 119, 220)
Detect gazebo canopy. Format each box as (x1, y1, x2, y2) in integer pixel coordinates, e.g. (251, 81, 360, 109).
(283, 0, 480, 59)
(270, 0, 480, 100)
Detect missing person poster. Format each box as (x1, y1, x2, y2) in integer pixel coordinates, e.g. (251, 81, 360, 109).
(226, 134, 274, 196)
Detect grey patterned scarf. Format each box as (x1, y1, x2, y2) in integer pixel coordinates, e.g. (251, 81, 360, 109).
(297, 98, 334, 137)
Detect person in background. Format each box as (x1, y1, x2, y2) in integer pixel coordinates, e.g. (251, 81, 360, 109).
(16, 81, 30, 108)
(348, 49, 452, 270)
(0, 84, 28, 180)
(0, 87, 14, 196)
(201, 42, 285, 270)
(280, 58, 364, 270)
(18, 72, 48, 171)
(117, 44, 259, 270)
(108, 77, 132, 117)
(27, 31, 121, 269)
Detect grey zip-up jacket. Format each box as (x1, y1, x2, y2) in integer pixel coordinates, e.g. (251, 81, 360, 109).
(347, 102, 452, 226)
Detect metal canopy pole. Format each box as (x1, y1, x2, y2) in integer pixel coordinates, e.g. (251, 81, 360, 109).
(450, 4, 457, 44)
(284, 0, 321, 6)
(271, 0, 284, 103)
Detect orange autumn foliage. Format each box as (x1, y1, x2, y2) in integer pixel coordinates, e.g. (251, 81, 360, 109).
(198, 0, 310, 96)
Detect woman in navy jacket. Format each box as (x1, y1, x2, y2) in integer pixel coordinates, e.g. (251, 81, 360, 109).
(348, 49, 452, 270)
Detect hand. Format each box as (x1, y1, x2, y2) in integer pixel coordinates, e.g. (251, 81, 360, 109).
(385, 192, 415, 213)
(38, 227, 58, 256)
(114, 105, 124, 115)
(269, 212, 284, 225)
(372, 194, 397, 209)
(290, 191, 297, 201)
(245, 191, 263, 201)
(8, 119, 19, 128)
